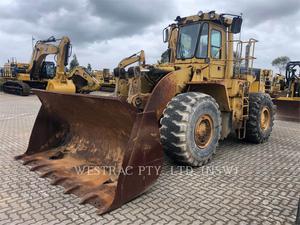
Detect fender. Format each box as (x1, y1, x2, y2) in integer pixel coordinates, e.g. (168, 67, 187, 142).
(145, 67, 192, 119)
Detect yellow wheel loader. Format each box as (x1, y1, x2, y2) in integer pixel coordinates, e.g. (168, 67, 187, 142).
(271, 61, 300, 121)
(16, 11, 275, 214)
(2, 36, 75, 95)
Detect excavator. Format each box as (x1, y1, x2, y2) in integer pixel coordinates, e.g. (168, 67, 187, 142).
(2, 36, 75, 95)
(68, 66, 115, 93)
(16, 11, 276, 214)
(271, 61, 300, 121)
(68, 66, 102, 93)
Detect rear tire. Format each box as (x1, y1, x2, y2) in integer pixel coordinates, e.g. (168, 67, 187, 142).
(245, 93, 275, 143)
(160, 92, 221, 166)
(296, 198, 300, 225)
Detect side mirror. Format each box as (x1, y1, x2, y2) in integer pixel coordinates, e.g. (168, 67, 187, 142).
(163, 27, 169, 43)
(231, 16, 243, 34)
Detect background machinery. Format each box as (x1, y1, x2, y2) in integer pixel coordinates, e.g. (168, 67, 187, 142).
(16, 11, 275, 214)
(271, 61, 300, 121)
(68, 66, 102, 93)
(248, 68, 273, 93)
(2, 36, 75, 95)
(68, 66, 116, 93)
(96, 68, 116, 92)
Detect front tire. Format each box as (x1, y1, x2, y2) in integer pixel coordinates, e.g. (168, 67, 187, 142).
(160, 92, 221, 166)
(245, 93, 275, 143)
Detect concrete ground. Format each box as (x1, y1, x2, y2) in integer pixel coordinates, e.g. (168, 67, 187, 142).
(0, 92, 299, 225)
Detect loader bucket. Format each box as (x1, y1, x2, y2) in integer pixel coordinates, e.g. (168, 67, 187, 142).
(273, 98, 300, 122)
(15, 90, 163, 214)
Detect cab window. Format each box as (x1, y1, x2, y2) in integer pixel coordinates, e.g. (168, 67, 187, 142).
(211, 29, 222, 59)
(196, 23, 209, 58)
(176, 23, 201, 59)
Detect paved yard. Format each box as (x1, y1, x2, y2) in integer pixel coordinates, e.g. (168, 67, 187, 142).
(0, 92, 299, 224)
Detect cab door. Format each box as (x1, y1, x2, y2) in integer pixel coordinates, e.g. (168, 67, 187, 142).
(209, 25, 226, 79)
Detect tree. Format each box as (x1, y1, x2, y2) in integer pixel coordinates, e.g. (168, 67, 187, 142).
(272, 56, 290, 74)
(70, 54, 79, 70)
(87, 63, 92, 72)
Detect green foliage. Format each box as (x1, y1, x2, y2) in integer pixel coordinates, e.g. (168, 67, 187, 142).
(272, 56, 290, 74)
(70, 54, 79, 70)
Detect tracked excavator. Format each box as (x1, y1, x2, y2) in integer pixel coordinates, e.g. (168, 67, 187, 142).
(16, 11, 275, 214)
(2, 36, 75, 95)
(271, 61, 300, 121)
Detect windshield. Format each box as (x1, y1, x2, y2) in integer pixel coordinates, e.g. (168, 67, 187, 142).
(176, 23, 201, 59)
(45, 63, 55, 76)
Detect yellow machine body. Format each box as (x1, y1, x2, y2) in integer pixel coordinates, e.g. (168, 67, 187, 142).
(16, 11, 276, 214)
(2, 36, 75, 95)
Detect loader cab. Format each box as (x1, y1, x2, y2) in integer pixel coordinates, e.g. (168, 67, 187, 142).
(165, 12, 242, 79)
(176, 21, 226, 78)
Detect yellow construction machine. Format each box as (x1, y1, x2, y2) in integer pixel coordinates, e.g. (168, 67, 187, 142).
(68, 66, 102, 93)
(68, 66, 116, 93)
(94, 68, 116, 92)
(271, 61, 300, 121)
(16, 11, 275, 214)
(248, 68, 273, 93)
(2, 36, 75, 95)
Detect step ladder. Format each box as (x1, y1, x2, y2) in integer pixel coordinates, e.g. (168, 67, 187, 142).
(237, 82, 250, 139)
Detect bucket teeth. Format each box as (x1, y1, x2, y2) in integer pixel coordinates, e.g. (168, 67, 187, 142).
(96, 207, 109, 215)
(79, 193, 98, 205)
(64, 184, 81, 194)
(39, 170, 57, 178)
(30, 164, 49, 171)
(23, 158, 38, 165)
(50, 176, 67, 185)
(14, 154, 25, 160)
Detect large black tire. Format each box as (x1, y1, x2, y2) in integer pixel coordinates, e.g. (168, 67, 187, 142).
(296, 198, 300, 225)
(160, 92, 221, 166)
(245, 93, 275, 143)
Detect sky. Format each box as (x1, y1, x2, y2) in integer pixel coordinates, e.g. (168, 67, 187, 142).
(0, 0, 299, 73)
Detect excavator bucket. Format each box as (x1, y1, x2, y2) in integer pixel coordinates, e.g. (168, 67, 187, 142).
(15, 90, 164, 214)
(273, 98, 300, 122)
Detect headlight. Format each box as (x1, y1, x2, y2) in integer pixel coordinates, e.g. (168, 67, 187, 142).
(209, 11, 215, 19)
(197, 11, 203, 17)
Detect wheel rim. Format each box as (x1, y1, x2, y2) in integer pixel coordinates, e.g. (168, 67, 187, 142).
(260, 106, 270, 131)
(194, 114, 214, 149)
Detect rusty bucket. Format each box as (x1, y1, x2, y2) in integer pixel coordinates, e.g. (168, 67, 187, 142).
(15, 90, 164, 214)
